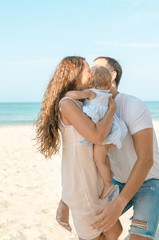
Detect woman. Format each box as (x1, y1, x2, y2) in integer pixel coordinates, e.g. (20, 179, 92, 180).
(36, 56, 122, 240)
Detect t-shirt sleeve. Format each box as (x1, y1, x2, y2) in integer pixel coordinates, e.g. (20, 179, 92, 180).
(124, 97, 153, 135)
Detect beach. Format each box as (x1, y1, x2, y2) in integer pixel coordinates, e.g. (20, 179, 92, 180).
(0, 123, 159, 240)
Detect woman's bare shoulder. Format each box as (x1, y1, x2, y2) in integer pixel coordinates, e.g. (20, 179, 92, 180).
(60, 97, 81, 109)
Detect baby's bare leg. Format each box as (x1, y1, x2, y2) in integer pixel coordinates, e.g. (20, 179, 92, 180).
(105, 154, 114, 178)
(93, 145, 114, 199)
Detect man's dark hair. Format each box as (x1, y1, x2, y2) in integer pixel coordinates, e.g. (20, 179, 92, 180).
(93, 57, 122, 87)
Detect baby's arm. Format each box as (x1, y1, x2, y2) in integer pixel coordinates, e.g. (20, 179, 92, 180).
(65, 89, 96, 100)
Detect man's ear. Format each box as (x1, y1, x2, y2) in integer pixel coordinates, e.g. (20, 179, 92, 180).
(111, 71, 117, 81)
(111, 73, 117, 92)
(111, 78, 116, 86)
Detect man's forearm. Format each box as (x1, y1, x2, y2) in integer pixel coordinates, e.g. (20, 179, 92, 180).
(117, 155, 153, 209)
(116, 128, 153, 209)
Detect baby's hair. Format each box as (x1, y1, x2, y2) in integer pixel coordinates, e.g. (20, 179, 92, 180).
(91, 66, 112, 89)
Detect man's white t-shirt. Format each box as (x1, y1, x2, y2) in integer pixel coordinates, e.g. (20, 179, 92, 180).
(108, 93, 159, 183)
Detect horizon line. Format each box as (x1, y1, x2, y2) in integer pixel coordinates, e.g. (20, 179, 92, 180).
(1, 100, 159, 104)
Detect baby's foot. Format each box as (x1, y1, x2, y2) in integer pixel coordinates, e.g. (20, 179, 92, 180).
(100, 183, 115, 200)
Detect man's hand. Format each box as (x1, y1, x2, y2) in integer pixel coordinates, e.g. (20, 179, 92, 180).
(56, 200, 72, 232)
(91, 198, 123, 232)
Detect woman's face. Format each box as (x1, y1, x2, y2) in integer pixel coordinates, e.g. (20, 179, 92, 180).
(76, 61, 91, 90)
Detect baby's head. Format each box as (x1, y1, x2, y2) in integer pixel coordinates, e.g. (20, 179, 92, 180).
(90, 66, 112, 90)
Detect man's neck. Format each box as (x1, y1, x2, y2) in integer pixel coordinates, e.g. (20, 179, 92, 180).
(114, 91, 119, 98)
(111, 89, 119, 99)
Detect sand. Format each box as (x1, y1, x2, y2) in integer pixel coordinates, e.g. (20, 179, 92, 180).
(0, 122, 159, 240)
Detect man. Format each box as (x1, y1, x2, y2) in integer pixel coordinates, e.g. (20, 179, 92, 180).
(56, 57, 159, 240)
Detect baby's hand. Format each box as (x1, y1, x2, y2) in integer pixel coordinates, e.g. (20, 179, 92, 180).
(56, 200, 72, 232)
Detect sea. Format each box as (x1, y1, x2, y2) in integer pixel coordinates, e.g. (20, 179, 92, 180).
(0, 101, 159, 126)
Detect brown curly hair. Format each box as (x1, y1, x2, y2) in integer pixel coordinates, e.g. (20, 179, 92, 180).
(36, 56, 85, 158)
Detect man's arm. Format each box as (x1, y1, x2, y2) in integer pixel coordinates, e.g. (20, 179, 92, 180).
(91, 128, 153, 232)
(65, 89, 96, 100)
(117, 128, 153, 206)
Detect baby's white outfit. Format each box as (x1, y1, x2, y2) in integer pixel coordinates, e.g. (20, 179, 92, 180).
(81, 88, 128, 148)
(59, 97, 119, 239)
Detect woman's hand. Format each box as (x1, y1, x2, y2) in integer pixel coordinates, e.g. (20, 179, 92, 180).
(108, 97, 117, 112)
(56, 200, 72, 232)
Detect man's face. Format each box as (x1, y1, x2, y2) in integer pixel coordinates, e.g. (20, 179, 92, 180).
(91, 59, 110, 71)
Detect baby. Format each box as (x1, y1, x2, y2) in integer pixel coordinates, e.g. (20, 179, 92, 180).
(66, 66, 127, 199)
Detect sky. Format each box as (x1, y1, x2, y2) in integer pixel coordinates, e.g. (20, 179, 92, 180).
(0, 0, 159, 102)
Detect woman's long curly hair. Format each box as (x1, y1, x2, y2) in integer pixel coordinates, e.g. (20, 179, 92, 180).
(36, 56, 85, 158)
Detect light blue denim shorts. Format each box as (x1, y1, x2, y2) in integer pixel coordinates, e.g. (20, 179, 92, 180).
(112, 178, 159, 239)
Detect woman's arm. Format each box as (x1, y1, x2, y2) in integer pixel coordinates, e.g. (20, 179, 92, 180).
(60, 97, 116, 145)
(65, 89, 96, 100)
(56, 200, 72, 232)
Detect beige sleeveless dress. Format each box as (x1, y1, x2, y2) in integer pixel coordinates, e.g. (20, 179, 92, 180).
(59, 97, 116, 239)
